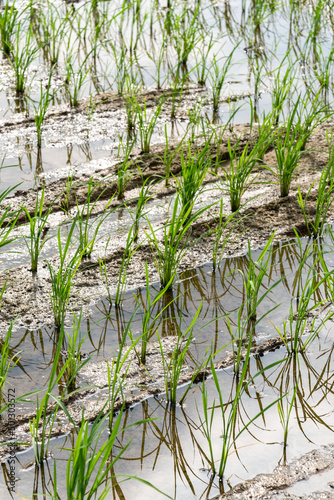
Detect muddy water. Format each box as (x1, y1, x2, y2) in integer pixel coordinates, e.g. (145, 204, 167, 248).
(0, 0, 333, 191)
(2, 326, 334, 499)
(4, 226, 332, 409)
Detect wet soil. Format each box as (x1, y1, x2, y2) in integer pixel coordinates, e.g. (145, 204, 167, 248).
(1, 89, 334, 498)
(215, 445, 334, 499)
(0, 123, 332, 331)
(0, 334, 294, 461)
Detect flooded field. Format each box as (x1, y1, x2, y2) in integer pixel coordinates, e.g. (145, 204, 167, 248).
(1, 0, 334, 498)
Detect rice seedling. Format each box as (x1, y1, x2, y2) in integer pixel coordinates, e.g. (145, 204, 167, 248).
(272, 131, 301, 198)
(74, 178, 114, 258)
(209, 47, 237, 111)
(9, 23, 40, 95)
(62, 170, 75, 212)
(0, 0, 18, 58)
(255, 108, 278, 161)
(66, 408, 120, 499)
(277, 381, 298, 452)
(0, 321, 20, 405)
(145, 195, 211, 289)
(31, 69, 60, 148)
(200, 343, 285, 480)
(65, 51, 91, 107)
(131, 172, 152, 241)
(294, 88, 332, 151)
(270, 58, 295, 124)
(108, 42, 134, 95)
(264, 104, 301, 198)
(115, 224, 140, 308)
(66, 403, 169, 499)
(238, 232, 278, 320)
(175, 140, 212, 219)
(194, 33, 214, 86)
(47, 219, 83, 328)
(159, 124, 186, 188)
(64, 309, 90, 392)
(133, 94, 166, 154)
(187, 98, 204, 143)
(135, 263, 175, 364)
(0, 175, 22, 249)
(158, 303, 202, 404)
(297, 158, 334, 237)
(211, 199, 245, 272)
(170, 3, 202, 69)
(41, 2, 70, 65)
(106, 307, 140, 421)
(117, 134, 136, 200)
(99, 250, 113, 305)
(123, 89, 138, 133)
(21, 186, 53, 273)
(274, 267, 333, 354)
(222, 137, 259, 212)
(146, 36, 168, 89)
(29, 328, 79, 465)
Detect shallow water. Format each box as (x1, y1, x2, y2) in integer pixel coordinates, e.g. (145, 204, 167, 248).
(1, 0, 334, 498)
(0, 0, 332, 191)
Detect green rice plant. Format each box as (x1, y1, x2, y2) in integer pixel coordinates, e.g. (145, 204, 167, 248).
(158, 303, 202, 404)
(74, 179, 114, 258)
(238, 232, 278, 320)
(135, 263, 175, 364)
(62, 170, 75, 212)
(264, 103, 301, 197)
(211, 199, 246, 271)
(47, 219, 83, 328)
(194, 33, 214, 86)
(115, 225, 140, 308)
(21, 186, 53, 272)
(270, 58, 295, 124)
(99, 253, 113, 305)
(9, 24, 40, 94)
(187, 98, 204, 143)
(31, 69, 60, 148)
(159, 124, 186, 188)
(108, 41, 134, 95)
(170, 3, 202, 68)
(277, 382, 298, 451)
(29, 328, 79, 465)
(117, 134, 136, 199)
(64, 309, 89, 392)
(297, 159, 334, 237)
(145, 195, 211, 289)
(134, 94, 166, 153)
(42, 2, 70, 65)
(272, 131, 302, 197)
(222, 137, 259, 212)
(146, 36, 168, 89)
(274, 268, 333, 354)
(131, 172, 152, 241)
(65, 51, 91, 107)
(255, 108, 278, 161)
(106, 307, 140, 423)
(0, 0, 18, 58)
(66, 404, 169, 499)
(174, 140, 212, 219)
(208, 105, 242, 174)
(200, 344, 284, 480)
(209, 47, 237, 111)
(0, 175, 22, 249)
(294, 88, 332, 151)
(0, 321, 20, 404)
